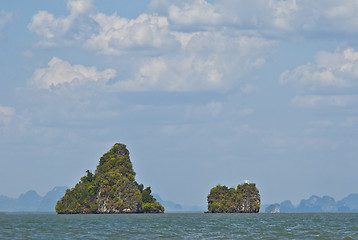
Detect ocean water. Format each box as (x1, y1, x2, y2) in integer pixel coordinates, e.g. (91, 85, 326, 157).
(0, 213, 357, 239)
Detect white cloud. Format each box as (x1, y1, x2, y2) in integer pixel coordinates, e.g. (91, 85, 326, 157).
(280, 48, 358, 90)
(31, 57, 116, 89)
(167, 0, 222, 26)
(149, 0, 299, 32)
(0, 10, 12, 29)
(320, 0, 358, 34)
(216, 0, 299, 31)
(28, 0, 94, 46)
(113, 32, 274, 91)
(28, 10, 71, 40)
(66, 0, 93, 15)
(27, 0, 276, 92)
(150, 0, 358, 38)
(31, 0, 358, 93)
(0, 105, 15, 125)
(84, 13, 173, 55)
(281, 47, 358, 109)
(28, 0, 358, 50)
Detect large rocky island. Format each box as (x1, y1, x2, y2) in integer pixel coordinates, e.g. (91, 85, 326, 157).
(207, 183, 260, 213)
(56, 143, 164, 214)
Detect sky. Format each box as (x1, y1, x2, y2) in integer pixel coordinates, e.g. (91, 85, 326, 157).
(1, 0, 358, 208)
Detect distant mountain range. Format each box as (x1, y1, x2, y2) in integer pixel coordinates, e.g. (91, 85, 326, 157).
(265, 194, 358, 213)
(0, 187, 67, 212)
(0, 187, 204, 212)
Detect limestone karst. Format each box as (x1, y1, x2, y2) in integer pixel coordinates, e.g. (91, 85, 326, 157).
(56, 143, 164, 214)
(207, 183, 260, 213)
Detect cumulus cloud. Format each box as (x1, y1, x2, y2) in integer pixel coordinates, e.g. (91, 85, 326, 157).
(84, 13, 174, 55)
(281, 47, 358, 108)
(318, 0, 358, 34)
(150, 0, 358, 38)
(29, 0, 358, 49)
(0, 105, 15, 125)
(280, 48, 358, 90)
(149, 0, 298, 31)
(31, 57, 116, 89)
(0, 10, 12, 29)
(167, 0, 222, 26)
(217, 0, 299, 31)
(28, 0, 95, 46)
(112, 32, 273, 91)
(27, 0, 278, 92)
(31, 0, 358, 93)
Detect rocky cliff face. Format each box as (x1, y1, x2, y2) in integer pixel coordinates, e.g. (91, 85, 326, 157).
(207, 183, 260, 213)
(56, 143, 164, 214)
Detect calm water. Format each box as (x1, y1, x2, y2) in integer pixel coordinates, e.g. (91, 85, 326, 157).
(0, 213, 357, 239)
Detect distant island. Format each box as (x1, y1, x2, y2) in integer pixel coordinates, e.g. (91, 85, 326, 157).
(0, 187, 67, 212)
(265, 194, 358, 213)
(55, 143, 164, 214)
(207, 183, 260, 213)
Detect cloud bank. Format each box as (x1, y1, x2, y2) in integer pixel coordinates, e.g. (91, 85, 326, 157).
(281, 48, 358, 89)
(28, 0, 279, 92)
(31, 57, 116, 89)
(29, 0, 358, 46)
(28, 0, 95, 47)
(281, 48, 358, 108)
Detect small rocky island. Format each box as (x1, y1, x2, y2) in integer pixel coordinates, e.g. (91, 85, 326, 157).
(207, 183, 260, 213)
(56, 143, 164, 214)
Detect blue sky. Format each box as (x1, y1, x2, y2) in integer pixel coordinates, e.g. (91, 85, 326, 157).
(1, 0, 358, 207)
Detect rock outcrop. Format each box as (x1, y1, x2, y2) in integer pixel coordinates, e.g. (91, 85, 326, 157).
(55, 143, 164, 214)
(207, 183, 260, 213)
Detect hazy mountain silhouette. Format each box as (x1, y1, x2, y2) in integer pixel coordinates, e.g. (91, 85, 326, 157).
(337, 193, 358, 212)
(265, 194, 358, 213)
(0, 187, 67, 212)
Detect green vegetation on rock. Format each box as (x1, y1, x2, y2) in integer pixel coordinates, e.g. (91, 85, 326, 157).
(207, 183, 260, 213)
(55, 143, 164, 214)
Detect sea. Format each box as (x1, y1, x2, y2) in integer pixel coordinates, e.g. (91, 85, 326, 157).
(0, 212, 357, 239)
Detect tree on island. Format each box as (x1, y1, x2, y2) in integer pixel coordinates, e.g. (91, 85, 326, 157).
(55, 143, 164, 214)
(207, 183, 260, 213)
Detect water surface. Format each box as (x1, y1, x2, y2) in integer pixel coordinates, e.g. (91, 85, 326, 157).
(1, 213, 357, 239)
